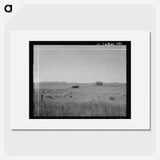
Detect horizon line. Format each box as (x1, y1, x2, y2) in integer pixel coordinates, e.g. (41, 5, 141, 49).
(34, 81, 126, 84)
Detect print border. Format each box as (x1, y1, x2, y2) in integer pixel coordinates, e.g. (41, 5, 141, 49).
(29, 41, 131, 119)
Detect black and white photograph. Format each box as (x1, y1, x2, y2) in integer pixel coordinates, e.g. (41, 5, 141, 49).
(29, 41, 131, 119)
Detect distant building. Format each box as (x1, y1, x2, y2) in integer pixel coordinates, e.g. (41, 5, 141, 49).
(96, 81, 103, 86)
(72, 85, 79, 88)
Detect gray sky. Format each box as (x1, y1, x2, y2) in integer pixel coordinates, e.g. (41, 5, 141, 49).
(34, 45, 126, 83)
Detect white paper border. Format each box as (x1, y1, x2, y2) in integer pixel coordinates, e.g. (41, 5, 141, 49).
(9, 31, 150, 130)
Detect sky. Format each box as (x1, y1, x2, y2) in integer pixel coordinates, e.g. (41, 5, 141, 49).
(33, 45, 126, 83)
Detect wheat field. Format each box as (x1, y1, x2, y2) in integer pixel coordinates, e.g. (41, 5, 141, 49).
(33, 82, 126, 117)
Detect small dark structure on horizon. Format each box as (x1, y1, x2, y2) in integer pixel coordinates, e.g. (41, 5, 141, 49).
(72, 85, 79, 88)
(96, 81, 103, 86)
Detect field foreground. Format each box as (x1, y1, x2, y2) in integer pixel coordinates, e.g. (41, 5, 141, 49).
(33, 82, 126, 117)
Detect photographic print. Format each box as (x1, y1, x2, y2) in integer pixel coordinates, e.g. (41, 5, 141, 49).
(29, 41, 131, 119)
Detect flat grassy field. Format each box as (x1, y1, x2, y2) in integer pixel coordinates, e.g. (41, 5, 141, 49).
(33, 82, 126, 117)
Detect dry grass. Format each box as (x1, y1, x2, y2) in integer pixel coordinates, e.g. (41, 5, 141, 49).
(33, 83, 126, 117)
(33, 99, 126, 117)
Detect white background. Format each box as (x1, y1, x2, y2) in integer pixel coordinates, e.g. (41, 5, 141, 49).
(1, 0, 160, 160)
(10, 31, 150, 130)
